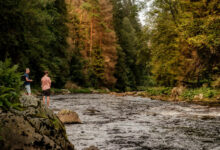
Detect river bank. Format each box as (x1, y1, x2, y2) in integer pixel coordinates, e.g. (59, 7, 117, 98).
(112, 91, 220, 107)
(33, 86, 220, 107)
(111, 87, 220, 107)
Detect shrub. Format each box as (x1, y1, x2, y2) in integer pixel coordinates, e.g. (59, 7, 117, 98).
(69, 88, 92, 94)
(181, 88, 218, 100)
(0, 60, 23, 110)
(145, 87, 172, 96)
(0, 59, 23, 93)
(50, 88, 63, 95)
(0, 87, 21, 110)
(211, 77, 220, 88)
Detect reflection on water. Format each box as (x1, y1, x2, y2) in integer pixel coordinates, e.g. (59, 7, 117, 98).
(50, 94, 220, 150)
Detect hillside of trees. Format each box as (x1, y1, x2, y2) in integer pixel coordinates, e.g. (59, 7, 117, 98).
(0, 0, 219, 91)
(148, 0, 220, 88)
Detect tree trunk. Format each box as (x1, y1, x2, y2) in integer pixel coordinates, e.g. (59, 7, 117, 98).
(99, 32, 102, 49)
(90, 18, 93, 58)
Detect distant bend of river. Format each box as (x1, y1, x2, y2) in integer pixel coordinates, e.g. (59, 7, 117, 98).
(50, 94, 220, 150)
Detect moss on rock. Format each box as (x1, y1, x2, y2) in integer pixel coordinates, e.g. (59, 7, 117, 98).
(0, 95, 75, 150)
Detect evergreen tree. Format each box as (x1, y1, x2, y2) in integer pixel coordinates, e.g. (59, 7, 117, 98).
(66, 0, 117, 88)
(0, 0, 69, 88)
(111, 0, 151, 91)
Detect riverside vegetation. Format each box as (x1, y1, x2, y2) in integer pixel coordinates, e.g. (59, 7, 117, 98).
(0, 0, 219, 104)
(0, 60, 75, 149)
(0, 0, 219, 149)
(0, 0, 220, 104)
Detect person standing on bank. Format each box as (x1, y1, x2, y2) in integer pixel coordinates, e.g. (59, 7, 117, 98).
(24, 68, 33, 95)
(41, 71, 51, 107)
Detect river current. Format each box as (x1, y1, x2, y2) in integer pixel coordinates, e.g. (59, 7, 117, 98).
(50, 94, 220, 150)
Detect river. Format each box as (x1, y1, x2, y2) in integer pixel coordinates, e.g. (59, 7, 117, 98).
(50, 94, 220, 150)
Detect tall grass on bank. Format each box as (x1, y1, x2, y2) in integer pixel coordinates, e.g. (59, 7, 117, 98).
(137, 86, 172, 96)
(138, 86, 219, 101)
(181, 88, 219, 100)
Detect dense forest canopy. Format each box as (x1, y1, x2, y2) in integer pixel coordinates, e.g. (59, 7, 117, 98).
(148, 0, 220, 88)
(0, 0, 219, 91)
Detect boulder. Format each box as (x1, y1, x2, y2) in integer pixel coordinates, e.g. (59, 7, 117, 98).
(61, 89, 71, 95)
(104, 88, 110, 93)
(57, 109, 82, 124)
(20, 95, 38, 107)
(109, 92, 117, 95)
(65, 81, 80, 89)
(0, 95, 75, 150)
(171, 86, 185, 100)
(83, 146, 99, 150)
(91, 89, 99, 94)
(194, 94, 204, 100)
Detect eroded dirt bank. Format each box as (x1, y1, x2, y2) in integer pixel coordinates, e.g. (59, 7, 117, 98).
(50, 94, 220, 150)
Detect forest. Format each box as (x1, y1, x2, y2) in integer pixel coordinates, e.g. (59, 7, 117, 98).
(0, 1, 220, 149)
(0, 0, 219, 92)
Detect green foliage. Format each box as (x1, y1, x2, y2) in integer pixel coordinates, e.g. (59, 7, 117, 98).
(143, 87, 172, 96)
(50, 88, 63, 95)
(0, 0, 68, 88)
(0, 60, 22, 110)
(95, 89, 110, 94)
(148, 0, 220, 87)
(69, 54, 86, 86)
(0, 59, 23, 93)
(120, 17, 137, 89)
(1, 0, 218, 92)
(112, 0, 151, 91)
(181, 88, 218, 100)
(88, 48, 105, 88)
(211, 77, 220, 88)
(69, 88, 92, 94)
(114, 46, 130, 91)
(0, 87, 19, 110)
(51, 118, 62, 130)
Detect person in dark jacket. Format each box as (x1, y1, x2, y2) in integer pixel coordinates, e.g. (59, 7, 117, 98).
(24, 68, 33, 95)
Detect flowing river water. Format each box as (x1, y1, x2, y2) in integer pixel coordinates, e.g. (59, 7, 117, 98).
(50, 94, 220, 150)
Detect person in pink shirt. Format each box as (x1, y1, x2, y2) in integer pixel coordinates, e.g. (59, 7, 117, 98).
(41, 71, 51, 107)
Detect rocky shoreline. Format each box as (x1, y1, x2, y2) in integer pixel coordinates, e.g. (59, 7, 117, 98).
(3, 92, 217, 149)
(0, 95, 75, 150)
(110, 91, 220, 106)
(38, 87, 220, 107)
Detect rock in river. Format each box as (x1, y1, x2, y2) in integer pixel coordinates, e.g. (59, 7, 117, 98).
(57, 109, 82, 124)
(83, 145, 99, 150)
(0, 95, 75, 150)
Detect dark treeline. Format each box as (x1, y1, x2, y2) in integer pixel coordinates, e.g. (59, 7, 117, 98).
(0, 0, 219, 91)
(111, 0, 151, 91)
(0, 0, 69, 88)
(0, 0, 150, 91)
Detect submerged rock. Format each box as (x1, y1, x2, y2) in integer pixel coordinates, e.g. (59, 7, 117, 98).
(57, 109, 82, 124)
(194, 94, 204, 100)
(83, 145, 99, 150)
(61, 89, 71, 95)
(0, 95, 75, 150)
(84, 107, 101, 116)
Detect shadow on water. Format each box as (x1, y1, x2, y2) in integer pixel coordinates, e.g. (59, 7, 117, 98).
(50, 94, 220, 150)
